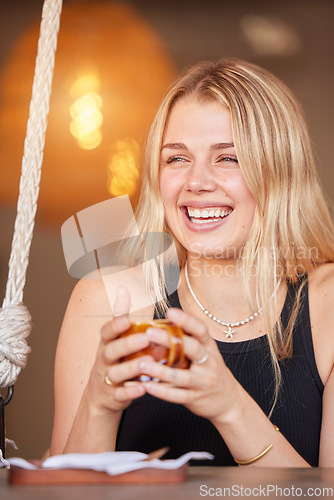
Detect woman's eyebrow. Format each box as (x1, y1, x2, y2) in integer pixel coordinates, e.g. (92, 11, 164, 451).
(161, 142, 235, 151)
(210, 142, 234, 150)
(161, 142, 188, 151)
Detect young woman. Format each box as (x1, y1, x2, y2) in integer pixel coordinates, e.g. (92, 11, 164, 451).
(50, 59, 334, 467)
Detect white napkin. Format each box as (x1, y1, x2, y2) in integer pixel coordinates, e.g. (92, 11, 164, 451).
(7, 451, 214, 475)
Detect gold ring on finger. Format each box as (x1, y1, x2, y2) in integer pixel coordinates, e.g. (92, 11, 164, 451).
(104, 374, 113, 386)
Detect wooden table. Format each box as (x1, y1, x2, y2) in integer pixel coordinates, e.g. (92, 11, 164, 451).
(1, 466, 334, 499)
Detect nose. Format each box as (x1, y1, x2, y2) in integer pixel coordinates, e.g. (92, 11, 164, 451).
(184, 161, 217, 193)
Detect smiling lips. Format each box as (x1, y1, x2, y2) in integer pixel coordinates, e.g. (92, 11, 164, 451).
(186, 206, 232, 224)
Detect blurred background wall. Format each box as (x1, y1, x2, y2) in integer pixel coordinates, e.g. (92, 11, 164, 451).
(0, 0, 333, 459)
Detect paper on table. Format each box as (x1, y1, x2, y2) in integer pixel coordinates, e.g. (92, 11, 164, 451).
(7, 451, 214, 475)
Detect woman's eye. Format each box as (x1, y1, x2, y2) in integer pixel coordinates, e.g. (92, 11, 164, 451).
(218, 155, 239, 165)
(166, 156, 186, 164)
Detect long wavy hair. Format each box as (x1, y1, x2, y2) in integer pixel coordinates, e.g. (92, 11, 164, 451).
(133, 58, 334, 409)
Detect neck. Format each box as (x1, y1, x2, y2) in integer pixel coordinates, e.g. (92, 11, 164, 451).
(181, 256, 285, 342)
(183, 254, 273, 320)
(186, 255, 248, 291)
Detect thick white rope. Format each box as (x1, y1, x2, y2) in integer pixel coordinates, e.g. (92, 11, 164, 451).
(0, 0, 63, 388)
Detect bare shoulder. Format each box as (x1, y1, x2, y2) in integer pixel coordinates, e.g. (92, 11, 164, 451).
(67, 272, 113, 318)
(62, 264, 156, 336)
(56, 274, 112, 373)
(308, 263, 334, 385)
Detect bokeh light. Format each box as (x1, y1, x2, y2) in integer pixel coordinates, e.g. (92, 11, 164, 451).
(70, 88, 103, 150)
(241, 15, 302, 57)
(0, 1, 175, 226)
(107, 138, 139, 196)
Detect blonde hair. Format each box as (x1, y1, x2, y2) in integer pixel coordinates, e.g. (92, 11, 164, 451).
(134, 58, 334, 407)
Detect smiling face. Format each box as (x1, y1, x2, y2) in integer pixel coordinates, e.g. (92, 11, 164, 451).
(159, 98, 257, 260)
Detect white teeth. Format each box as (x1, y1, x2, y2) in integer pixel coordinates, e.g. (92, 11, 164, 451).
(187, 207, 232, 220)
(187, 207, 232, 224)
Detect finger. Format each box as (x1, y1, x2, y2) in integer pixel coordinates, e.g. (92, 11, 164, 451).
(167, 308, 211, 345)
(100, 314, 131, 344)
(112, 381, 146, 403)
(145, 327, 170, 347)
(102, 332, 150, 364)
(137, 357, 195, 388)
(106, 355, 154, 385)
(113, 285, 131, 317)
(146, 326, 211, 364)
(144, 379, 195, 405)
(100, 286, 132, 343)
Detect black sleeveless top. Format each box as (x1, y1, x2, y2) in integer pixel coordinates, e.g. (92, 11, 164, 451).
(116, 279, 323, 466)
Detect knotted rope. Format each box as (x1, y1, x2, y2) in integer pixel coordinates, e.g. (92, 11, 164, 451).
(0, 0, 63, 388)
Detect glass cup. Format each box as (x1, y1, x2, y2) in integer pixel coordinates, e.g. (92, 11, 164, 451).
(120, 319, 190, 382)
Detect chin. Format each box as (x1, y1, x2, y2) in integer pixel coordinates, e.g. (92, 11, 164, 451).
(185, 236, 245, 260)
(187, 242, 226, 260)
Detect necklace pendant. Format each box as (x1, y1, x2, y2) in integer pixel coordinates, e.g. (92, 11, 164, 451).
(224, 326, 235, 339)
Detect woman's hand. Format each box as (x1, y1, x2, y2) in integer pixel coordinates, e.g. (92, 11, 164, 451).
(140, 307, 238, 426)
(51, 283, 154, 455)
(85, 286, 152, 415)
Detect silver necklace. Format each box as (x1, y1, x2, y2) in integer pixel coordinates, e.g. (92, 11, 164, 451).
(185, 261, 280, 339)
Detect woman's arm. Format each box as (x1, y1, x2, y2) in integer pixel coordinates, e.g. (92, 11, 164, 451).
(140, 264, 334, 467)
(319, 366, 334, 466)
(141, 307, 311, 467)
(50, 281, 151, 455)
(310, 263, 334, 466)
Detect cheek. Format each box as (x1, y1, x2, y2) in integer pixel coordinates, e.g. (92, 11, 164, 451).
(159, 170, 182, 207)
(238, 185, 257, 229)
(159, 174, 170, 209)
(159, 171, 167, 194)
(223, 173, 256, 205)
